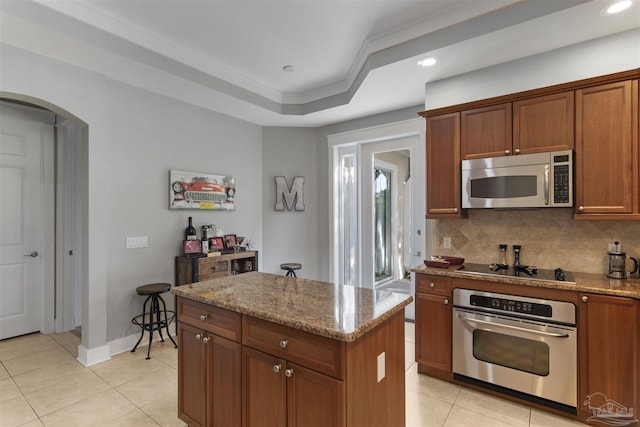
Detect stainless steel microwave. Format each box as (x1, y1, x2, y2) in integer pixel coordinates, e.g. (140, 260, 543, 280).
(461, 150, 573, 209)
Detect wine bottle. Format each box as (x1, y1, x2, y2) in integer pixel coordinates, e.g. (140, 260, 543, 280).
(185, 217, 197, 240)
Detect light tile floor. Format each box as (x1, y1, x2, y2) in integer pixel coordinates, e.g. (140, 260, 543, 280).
(0, 323, 589, 426)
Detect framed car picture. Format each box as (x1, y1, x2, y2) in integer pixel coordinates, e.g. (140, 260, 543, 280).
(169, 170, 236, 210)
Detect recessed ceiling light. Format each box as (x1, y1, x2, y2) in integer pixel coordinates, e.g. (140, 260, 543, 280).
(603, 0, 633, 14)
(417, 57, 439, 67)
(282, 65, 295, 73)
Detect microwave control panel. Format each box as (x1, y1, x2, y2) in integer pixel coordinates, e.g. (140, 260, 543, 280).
(553, 164, 570, 204)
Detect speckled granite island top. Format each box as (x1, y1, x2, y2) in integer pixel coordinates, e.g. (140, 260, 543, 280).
(412, 264, 640, 299)
(171, 271, 413, 342)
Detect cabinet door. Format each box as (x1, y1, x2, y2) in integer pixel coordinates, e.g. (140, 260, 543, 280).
(578, 293, 639, 422)
(575, 80, 637, 216)
(178, 322, 208, 427)
(243, 347, 286, 427)
(461, 103, 512, 159)
(513, 91, 574, 155)
(211, 335, 242, 427)
(287, 363, 345, 427)
(426, 112, 464, 218)
(415, 292, 452, 372)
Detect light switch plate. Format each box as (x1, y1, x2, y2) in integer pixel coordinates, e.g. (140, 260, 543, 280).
(126, 236, 148, 248)
(377, 352, 385, 382)
(443, 237, 451, 249)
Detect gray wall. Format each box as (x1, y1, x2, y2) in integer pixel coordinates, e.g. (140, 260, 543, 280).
(262, 127, 319, 279)
(1, 44, 263, 352)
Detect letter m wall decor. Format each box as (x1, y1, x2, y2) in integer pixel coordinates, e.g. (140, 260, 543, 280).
(275, 176, 305, 211)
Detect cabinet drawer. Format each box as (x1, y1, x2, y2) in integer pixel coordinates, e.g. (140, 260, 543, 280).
(243, 316, 345, 379)
(416, 274, 451, 296)
(177, 297, 241, 341)
(198, 258, 229, 280)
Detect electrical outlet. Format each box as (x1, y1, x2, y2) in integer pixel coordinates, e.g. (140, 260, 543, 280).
(377, 352, 385, 382)
(126, 236, 148, 249)
(443, 237, 451, 249)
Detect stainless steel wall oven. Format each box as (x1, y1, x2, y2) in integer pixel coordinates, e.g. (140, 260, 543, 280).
(452, 288, 577, 414)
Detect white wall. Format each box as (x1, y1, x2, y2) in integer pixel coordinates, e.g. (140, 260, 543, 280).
(262, 127, 320, 279)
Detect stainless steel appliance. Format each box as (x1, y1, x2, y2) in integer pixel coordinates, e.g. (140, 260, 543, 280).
(607, 242, 639, 279)
(452, 288, 577, 413)
(461, 150, 573, 209)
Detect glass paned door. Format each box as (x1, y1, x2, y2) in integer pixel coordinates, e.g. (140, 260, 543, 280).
(374, 168, 392, 283)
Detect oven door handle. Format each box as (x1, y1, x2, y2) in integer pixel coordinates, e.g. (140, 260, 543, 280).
(457, 314, 570, 338)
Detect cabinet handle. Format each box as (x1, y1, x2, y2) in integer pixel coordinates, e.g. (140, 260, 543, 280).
(578, 206, 584, 212)
(279, 339, 288, 349)
(273, 364, 282, 373)
(202, 336, 210, 344)
(285, 368, 294, 378)
(200, 314, 208, 321)
(195, 333, 202, 341)
(514, 148, 520, 154)
(429, 282, 435, 288)
(444, 298, 449, 305)
(504, 149, 510, 155)
(582, 296, 588, 303)
(453, 208, 458, 213)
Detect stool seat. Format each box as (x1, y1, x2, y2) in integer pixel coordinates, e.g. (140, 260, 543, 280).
(131, 282, 177, 359)
(280, 263, 302, 277)
(136, 282, 171, 295)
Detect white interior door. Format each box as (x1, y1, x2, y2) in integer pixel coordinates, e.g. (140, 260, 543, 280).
(0, 112, 52, 339)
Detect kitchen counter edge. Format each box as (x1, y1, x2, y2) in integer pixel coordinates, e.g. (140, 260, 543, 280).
(412, 265, 640, 299)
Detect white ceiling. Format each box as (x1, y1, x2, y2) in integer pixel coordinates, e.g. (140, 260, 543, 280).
(2, 0, 640, 126)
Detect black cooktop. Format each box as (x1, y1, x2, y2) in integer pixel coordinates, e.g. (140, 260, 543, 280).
(457, 262, 575, 284)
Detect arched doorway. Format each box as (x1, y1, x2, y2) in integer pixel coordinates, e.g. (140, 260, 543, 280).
(0, 93, 88, 345)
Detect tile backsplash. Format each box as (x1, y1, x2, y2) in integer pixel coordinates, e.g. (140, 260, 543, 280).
(430, 209, 640, 275)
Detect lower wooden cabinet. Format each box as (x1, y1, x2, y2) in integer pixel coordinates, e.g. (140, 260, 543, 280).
(415, 275, 452, 378)
(178, 322, 242, 427)
(578, 293, 640, 422)
(242, 347, 345, 427)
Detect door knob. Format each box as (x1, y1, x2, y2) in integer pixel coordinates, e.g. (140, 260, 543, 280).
(24, 251, 39, 257)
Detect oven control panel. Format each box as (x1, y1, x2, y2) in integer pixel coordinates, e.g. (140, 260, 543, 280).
(470, 295, 552, 317)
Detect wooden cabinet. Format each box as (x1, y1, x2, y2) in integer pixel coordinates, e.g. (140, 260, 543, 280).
(513, 91, 575, 155)
(175, 251, 258, 285)
(242, 316, 346, 427)
(424, 112, 465, 219)
(578, 293, 640, 423)
(415, 274, 451, 379)
(242, 347, 344, 427)
(461, 103, 512, 160)
(177, 298, 242, 427)
(575, 80, 639, 219)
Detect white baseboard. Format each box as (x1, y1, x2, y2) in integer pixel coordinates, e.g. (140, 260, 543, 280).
(76, 329, 177, 366)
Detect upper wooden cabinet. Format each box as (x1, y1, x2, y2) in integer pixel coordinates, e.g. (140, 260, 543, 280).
(461, 103, 512, 160)
(575, 79, 639, 219)
(425, 112, 466, 219)
(513, 91, 575, 155)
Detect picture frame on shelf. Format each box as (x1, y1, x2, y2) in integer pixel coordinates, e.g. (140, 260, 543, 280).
(224, 234, 237, 249)
(210, 236, 225, 251)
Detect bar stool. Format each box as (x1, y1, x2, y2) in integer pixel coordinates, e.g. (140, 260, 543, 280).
(280, 263, 302, 277)
(131, 282, 177, 359)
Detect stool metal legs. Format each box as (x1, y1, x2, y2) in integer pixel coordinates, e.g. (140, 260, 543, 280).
(285, 269, 297, 277)
(131, 293, 177, 359)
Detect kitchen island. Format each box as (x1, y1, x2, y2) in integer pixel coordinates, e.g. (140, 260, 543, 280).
(172, 271, 413, 427)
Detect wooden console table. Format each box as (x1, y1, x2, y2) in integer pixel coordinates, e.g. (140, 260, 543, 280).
(175, 251, 258, 285)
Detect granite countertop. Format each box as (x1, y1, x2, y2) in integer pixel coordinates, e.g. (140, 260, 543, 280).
(171, 271, 413, 342)
(412, 264, 640, 300)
